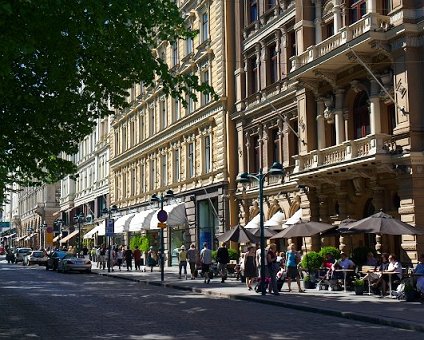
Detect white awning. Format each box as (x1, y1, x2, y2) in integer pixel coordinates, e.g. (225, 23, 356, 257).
(114, 213, 136, 234)
(97, 220, 106, 236)
(128, 210, 156, 232)
(60, 229, 79, 244)
(52, 235, 61, 242)
(24, 233, 36, 241)
(245, 214, 260, 229)
(284, 208, 303, 226)
(150, 203, 187, 229)
(83, 224, 102, 239)
(264, 211, 286, 228)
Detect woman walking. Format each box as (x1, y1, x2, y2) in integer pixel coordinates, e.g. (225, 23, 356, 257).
(286, 243, 304, 292)
(244, 245, 257, 291)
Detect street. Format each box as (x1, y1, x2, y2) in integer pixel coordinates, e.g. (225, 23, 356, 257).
(0, 259, 422, 339)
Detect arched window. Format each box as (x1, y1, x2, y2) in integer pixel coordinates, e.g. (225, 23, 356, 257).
(353, 91, 370, 138)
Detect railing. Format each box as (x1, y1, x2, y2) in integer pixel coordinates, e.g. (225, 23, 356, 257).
(290, 13, 391, 71)
(293, 134, 391, 173)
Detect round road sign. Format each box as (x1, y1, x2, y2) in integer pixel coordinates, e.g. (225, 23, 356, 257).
(157, 209, 168, 223)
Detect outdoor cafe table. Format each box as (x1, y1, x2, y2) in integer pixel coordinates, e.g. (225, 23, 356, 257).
(382, 271, 400, 298)
(334, 269, 354, 293)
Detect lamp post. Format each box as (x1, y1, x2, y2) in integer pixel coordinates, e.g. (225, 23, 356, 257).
(236, 162, 285, 295)
(27, 226, 34, 248)
(54, 219, 63, 248)
(102, 205, 118, 273)
(151, 189, 174, 282)
(73, 213, 85, 255)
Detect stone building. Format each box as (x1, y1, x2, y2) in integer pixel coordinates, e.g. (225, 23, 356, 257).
(109, 0, 237, 264)
(232, 0, 424, 262)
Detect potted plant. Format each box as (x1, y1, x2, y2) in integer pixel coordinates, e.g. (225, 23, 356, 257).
(303, 275, 315, 289)
(300, 251, 323, 279)
(353, 278, 365, 295)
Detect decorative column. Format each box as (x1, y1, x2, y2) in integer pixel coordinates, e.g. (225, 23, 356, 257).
(275, 29, 282, 81)
(255, 43, 262, 94)
(369, 79, 381, 134)
(334, 89, 345, 144)
(316, 98, 326, 149)
(280, 27, 288, 77)
(368, 0, 377, 13)
(333, 1, 342, 33)
(313, 0, 322, 44)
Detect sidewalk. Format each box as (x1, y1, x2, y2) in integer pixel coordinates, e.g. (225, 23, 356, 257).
(92, 263, 423, 333)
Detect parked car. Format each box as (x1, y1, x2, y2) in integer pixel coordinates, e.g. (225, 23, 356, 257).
(0, 245, 5, 255)
(23, 250, 48, 266)
(57, 254, 92, 273)
(14, 247, 32, 263)
(46, 250, 68, 271)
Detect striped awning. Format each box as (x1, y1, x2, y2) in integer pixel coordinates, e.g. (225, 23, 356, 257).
(59, 230, 79, 244)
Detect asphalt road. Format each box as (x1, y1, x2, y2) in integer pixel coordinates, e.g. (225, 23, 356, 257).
(0, 260, 422, 340)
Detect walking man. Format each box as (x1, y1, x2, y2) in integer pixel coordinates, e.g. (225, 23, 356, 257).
(187, 243, 198, 280)
(216, 242, 229, 283)
(133, 246, 142, 271)
(178, 245, 188, 279)
(124, 246, 133, 271)
(200, 242, 212, 284)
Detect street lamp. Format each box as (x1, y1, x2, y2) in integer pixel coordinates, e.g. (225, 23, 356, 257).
(102, 205, 118, 273)
(73, 213, 85, 255)
(236, 162, 285, 295)
(151, 189, 174, 282)
(27, 226, 34, 248)
(54, 219, 63, 248)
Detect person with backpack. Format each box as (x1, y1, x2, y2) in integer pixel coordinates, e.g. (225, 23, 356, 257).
(216, 242, 230, 283)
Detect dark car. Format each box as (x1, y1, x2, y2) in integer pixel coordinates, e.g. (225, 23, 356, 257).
(46, 251, 68, 271)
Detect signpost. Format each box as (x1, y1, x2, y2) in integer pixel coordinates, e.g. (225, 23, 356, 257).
(105, 218, 114, 272)
(157, 209, 168, 281)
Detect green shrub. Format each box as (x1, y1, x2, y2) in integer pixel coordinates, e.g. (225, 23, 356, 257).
(129, 234, 150, 251)
(319, 246, 340, 260)
(228, 248, 239, 261)
(301, 251, 323, 273)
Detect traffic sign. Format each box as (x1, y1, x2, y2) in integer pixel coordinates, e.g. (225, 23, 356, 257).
(157, 222, 167, 229)
(105, 218, 115, 236)
(46, 226, 53, 233)
(157, 209, 168, 223)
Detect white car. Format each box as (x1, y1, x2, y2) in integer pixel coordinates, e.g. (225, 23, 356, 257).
(57, 254, 92, 273)
(23, 250, 48, 266)
(14, 248, 32, 264)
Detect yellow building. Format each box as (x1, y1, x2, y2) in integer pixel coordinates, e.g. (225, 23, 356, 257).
(233, 0, 424, 263)
(110, 0, 237, 264)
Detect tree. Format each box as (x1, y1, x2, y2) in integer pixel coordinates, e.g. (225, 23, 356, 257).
(0, 0, 214, 204)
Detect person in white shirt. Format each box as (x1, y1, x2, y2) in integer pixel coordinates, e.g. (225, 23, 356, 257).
(375, 254, 402, 295)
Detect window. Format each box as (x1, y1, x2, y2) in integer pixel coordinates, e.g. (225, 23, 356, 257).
(201, 69, 210, 104)
(149, 106, 155, 136)
(131, 168, 136, 196)
(140, 162, 145, 193)
(160, 99, 167, 129)
(204, 136, 211, 173)
(172, 42, 178, 66)
(272, 129, 280, 163)
(130, 120, 135, 148)
(324, 21, 334, 39)
(268, 44, 278, 84)
(121, 125, 127, 152)
(139, 113, 145, 142)
(353, 92, 370, 138)
(248, 57, 258, 95)
(382, 0, 392, 15)
(201, 12, 209, 42)
(187, 91, 195, 114)
(253, 135, 260, 173)
(173, 98, 180, 122)
(173, 149, 180, 182)
(187, 142, 195, 178)
(186, 26, 194, 54)
(267, 0, 276, 9)
(350, 0, 367, 24)
(161, 155, 167, 187)
(249, 0, 258, 23)
(149, 159, 156, 191)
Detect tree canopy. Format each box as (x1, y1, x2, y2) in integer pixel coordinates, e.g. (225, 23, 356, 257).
(0, 0, 214, 205)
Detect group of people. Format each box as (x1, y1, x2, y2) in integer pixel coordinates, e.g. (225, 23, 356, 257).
(90, 245, 143, 271)
(239, 243, 304, 295)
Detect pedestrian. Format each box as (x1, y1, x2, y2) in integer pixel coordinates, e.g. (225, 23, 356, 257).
(244, 245, 257, 291)
(133, 246, 142, 270)
(266, 243, 280, 295)
(91, 247, 97, 263)
(286, 243, 304, 293)
(106, 246, 116, 271)
(124, 246, 133, 271)
(186, 243, 198, 279)
(82, 245, 89, 259)
(147, 246, 157, 272)
(200, 242, 212, 284)
(116, 246, 124, 271)
(216, 242, 230, 283)
(178, 245, 188, 279)
(99, 245, 106, 270)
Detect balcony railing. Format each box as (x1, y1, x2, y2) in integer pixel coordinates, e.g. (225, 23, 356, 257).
(290, 13, 391, 71)
(293, 134, 391, 173)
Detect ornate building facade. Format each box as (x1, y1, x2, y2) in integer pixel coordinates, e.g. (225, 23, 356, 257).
(109, 0, 237, 264)
(233, 0, 424, 262)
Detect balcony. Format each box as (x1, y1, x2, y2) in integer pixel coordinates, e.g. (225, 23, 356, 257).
(290, 13, 391, 72)
(292, 133, 391, 174)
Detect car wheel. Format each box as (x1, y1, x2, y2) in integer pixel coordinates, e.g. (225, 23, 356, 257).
(46, 265, 49, 271)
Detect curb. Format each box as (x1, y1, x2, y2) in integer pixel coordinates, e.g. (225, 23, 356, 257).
(95, 271, 424, 333)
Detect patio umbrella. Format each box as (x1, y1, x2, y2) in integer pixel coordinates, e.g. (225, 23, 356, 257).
(249, 227, 277, 238)
(216, 225, 259, 244)
(271, 220, 335, 239)
(346, 211, 424, 235)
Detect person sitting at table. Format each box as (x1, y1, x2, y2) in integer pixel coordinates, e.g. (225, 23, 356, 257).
(321, 253, 335, 279)
(365, 252, 378, 266)
(373, 254, 402, 296)
(413, 253, 424, 294)
(331, 252, 355, 287)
